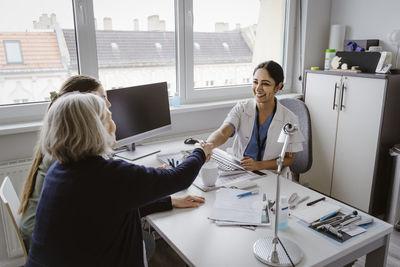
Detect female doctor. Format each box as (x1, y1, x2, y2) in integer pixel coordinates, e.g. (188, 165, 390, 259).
(206, 61, 304, 172)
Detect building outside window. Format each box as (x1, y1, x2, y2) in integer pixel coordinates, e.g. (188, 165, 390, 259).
(0, 1, 77, 106)
(92, 0, 177, 97)
(0, 0, 291, 123)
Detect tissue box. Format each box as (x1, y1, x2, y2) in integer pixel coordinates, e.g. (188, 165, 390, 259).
(343, 39, 379, 52)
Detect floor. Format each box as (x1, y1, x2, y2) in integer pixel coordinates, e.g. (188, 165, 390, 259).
(353, 228, 400, 267)
(148, 238, 186, 267)
(149, 229, 400, 267)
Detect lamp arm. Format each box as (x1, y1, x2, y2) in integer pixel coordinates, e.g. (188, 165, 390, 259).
(254, 123, 303, 266)
(277, 134, 291, 174)
(271, 132, 292, 263)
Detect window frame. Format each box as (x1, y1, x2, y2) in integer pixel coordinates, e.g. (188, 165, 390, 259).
(0, 0, 296, 128)
(0, 0, 96, 127)
(3, 40, 24, 65)
(178, 0, 295, 104)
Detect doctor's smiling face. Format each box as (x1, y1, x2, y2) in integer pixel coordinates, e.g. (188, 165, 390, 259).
(252, 68, 281, 104)
(252, 61, 284, 105)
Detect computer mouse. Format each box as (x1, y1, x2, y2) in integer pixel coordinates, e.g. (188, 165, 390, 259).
(184, 138, 199, 145)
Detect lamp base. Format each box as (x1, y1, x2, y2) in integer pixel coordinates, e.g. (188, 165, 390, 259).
(253, 236, 303, 266)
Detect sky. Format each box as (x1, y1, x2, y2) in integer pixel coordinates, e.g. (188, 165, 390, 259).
(0, 0, 260, 32)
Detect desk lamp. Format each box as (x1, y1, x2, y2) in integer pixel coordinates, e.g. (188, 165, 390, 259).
(253, 123, 303, 266)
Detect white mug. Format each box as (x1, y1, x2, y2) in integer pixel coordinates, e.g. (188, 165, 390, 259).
(200, 161, 219, 187)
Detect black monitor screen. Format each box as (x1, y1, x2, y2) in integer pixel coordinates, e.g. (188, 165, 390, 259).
(107, 82, 171, 143)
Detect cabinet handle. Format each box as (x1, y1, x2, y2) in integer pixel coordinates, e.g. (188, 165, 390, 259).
(340, 83, 346, 111)
(332, 82, 339, 110)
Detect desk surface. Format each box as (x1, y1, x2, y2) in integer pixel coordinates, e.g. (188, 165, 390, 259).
(131, 138, 393, 267)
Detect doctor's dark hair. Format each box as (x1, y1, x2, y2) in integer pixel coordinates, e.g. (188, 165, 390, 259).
(253, 61, 284, 90)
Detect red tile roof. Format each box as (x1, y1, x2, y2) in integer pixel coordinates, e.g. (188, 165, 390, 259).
(0, 32, 62, 70)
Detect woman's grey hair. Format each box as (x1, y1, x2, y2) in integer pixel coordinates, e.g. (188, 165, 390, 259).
(40, 92, 114, 164)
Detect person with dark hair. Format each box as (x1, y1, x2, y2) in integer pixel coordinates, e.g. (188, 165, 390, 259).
(206, 61, 304, 173)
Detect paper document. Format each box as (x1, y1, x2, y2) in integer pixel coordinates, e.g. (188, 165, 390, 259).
(341, 226, 366, 237)
(209, 188, 264, 225)
(214, 220, 269, 227)
(291, 201, 341, 224)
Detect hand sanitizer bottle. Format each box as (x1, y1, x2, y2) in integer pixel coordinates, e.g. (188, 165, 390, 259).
(172, 93, 180, 107)
(278, 196, 289, 230)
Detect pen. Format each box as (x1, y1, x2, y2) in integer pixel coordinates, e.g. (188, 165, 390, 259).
(176, 160, 179, 167)
(306, 197, 326, 206)
(319, 211, 339, 222)
(167, 158, 174, 168)
(237, 189, 259, 198)
(289, 196, 310, 209)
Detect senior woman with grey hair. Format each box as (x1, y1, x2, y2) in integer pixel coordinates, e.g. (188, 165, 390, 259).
(25, 93, 212, 267)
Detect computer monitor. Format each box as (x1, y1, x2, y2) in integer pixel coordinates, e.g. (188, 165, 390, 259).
(107, 82, 172, 160)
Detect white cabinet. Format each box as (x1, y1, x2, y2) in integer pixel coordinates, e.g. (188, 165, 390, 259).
(302, 71, 400, 215)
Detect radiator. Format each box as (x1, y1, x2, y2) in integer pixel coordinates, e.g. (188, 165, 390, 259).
(0, 158, 31, 258)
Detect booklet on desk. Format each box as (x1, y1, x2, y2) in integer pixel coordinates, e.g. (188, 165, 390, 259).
(290, 201, 341, 224)
(209, 188, 268, 226)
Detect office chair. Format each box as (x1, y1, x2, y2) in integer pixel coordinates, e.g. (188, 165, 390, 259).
(280, 98, 313, 182)
(0, 176, 28, 259)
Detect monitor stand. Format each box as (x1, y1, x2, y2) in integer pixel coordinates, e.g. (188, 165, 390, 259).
(114, 143, 161, 161)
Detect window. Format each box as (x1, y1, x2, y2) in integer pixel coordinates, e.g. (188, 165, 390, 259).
(92, 0, 177, 97)
(0, 1, 77, 106)
(179, 0, 289, 103)
(4, 41, 23, 64)
(0, 0, 293, 125)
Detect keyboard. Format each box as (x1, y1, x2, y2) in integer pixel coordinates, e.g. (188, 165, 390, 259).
(211, 148, 245, 172)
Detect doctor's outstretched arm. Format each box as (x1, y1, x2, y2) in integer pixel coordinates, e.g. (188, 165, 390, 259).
(206, 123, 234, 149)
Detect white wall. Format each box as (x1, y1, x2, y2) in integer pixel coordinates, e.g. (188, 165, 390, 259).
(291, 0, 400, 93)
(291, 0, 332, 93)
(331, 0, 400, 60)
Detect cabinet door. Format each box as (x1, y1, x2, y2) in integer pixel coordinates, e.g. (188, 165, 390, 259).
(302, 73, 341, 195)
(331, 76, 386, 212)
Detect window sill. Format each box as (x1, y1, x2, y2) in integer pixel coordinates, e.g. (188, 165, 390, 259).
(0, 121, 42, 136)
(0, 93, 303, 136)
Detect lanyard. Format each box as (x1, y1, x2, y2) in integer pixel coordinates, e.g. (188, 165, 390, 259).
(256, 104, 276, 161)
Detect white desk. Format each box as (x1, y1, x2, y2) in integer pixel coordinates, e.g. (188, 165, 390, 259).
(133, 138, 393, 267)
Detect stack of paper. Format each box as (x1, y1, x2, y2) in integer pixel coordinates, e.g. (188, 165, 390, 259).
(290, 201, 341, 224)
(209, 188, 267, 226)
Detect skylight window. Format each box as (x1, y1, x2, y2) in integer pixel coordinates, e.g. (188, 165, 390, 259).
(110, 42, 119, 50)
(4, 40, 23, 64)
(155, 42, 162, 50)
(222, 42, 230, 51)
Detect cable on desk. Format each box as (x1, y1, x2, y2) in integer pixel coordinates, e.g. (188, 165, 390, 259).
(278, 237, 295, 267)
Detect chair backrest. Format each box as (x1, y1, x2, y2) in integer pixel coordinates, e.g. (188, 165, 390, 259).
(0, 177, 28, 259)
(280, 98, 313, 176)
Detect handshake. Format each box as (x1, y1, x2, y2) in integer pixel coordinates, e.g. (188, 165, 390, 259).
(195, 140, 214, 162)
